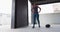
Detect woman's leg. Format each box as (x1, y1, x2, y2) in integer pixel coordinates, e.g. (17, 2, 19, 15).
(37, 14, 40, 27)
(33, 14, 36, 28)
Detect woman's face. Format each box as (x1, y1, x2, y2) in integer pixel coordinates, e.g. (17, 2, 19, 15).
(33, 4, 36, 7)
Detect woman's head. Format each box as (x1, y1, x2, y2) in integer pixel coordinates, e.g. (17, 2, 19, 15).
(32, 3, 38, 7)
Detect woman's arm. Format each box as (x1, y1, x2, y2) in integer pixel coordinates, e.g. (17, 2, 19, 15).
(38, 7, 41, 13)
(31, 8, 34, 13)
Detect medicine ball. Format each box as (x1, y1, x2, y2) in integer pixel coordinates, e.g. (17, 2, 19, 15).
(45, 24, 50, 28)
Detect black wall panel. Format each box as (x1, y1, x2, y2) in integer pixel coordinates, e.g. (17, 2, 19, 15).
(15, 0, 28, 28)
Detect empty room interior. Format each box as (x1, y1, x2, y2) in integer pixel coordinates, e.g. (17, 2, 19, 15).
(1, 0, 60, 32)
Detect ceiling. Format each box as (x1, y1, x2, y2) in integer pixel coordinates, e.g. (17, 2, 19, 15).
(29, 0, 60, 5)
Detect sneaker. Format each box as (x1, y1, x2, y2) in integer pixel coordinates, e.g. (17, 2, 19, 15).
(32, 26, 35, 28)
(39, 25, 40, 28)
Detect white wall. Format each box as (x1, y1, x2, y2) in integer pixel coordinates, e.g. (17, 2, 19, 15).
(38, 4, 54, 14)
(53, 3, 60, 13)
(38, 3, 60, 26)
(28, 0, 31, 24)
(38, 3, 60, 14)
(0, 0, 12, 25)
(0, 14, 11, 25)
(0, 0, 12, 14)
(40, 13, 60, 26)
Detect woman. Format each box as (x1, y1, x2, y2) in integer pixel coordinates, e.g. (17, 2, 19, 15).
(31, 3, 41, 28)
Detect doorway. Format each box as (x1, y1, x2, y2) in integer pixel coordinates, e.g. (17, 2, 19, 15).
(28, 0, 60, 27)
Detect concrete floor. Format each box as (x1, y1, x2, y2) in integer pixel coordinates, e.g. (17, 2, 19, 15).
(0, 24, 60, 32)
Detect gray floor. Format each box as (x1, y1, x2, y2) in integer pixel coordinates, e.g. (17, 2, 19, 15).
(1, 25, 60, 32)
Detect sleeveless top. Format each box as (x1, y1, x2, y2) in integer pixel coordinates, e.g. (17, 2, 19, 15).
(33, 6, 38, 13)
